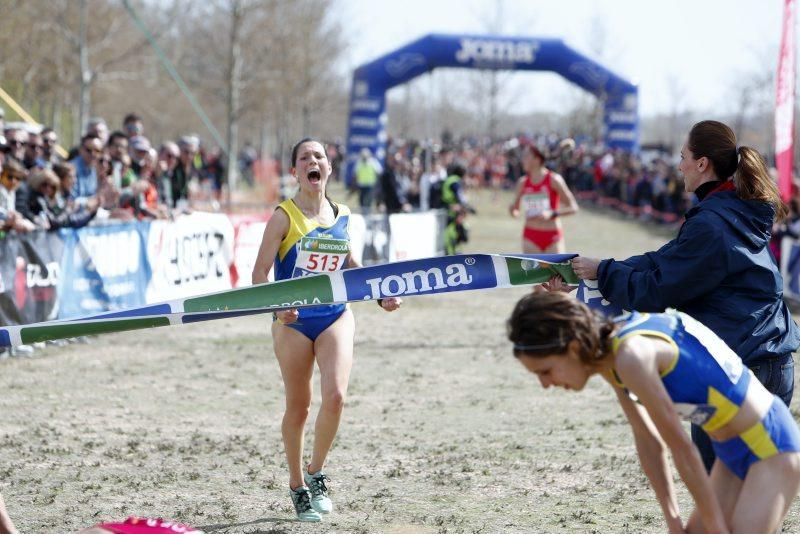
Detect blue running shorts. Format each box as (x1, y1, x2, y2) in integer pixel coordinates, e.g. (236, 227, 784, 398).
(712, 396, 800, 479)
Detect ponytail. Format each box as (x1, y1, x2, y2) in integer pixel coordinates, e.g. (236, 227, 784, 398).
(734, 146, 788, 221)
(688, 120, 788, 222)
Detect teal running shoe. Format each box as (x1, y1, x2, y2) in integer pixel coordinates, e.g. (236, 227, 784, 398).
(304, 470, 333, 514)
(290, 486, 322, 522)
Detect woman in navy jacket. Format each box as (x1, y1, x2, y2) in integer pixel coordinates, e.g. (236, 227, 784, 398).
(572, 120, 800, 471)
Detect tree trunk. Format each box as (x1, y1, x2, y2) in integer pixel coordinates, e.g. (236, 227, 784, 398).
(225, 0, 243, 210)
(77, 0, 91, 143)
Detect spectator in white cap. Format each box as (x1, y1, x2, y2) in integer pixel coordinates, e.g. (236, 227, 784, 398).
(156, 141, 179, 207)
(130, 135, 151, 153)
(130, 135, 152, 177)
(179, 134, 200, 149)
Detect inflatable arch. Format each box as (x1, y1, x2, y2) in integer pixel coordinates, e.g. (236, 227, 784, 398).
(344, 33, 638, 184)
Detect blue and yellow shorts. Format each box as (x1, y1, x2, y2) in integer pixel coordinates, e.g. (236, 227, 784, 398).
(712, 396, 800, 479)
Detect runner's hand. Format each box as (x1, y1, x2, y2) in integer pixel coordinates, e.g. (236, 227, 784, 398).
(380, 297, 402, 311)
(538, 275, 575, 293)
(275, 309, 299, 324)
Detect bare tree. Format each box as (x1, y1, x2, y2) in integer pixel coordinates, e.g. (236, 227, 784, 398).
(0, 0, 349, 180)
(223, 0, 246, 202)
(463, 0, 533, 139)
(726, 44, 777, 149)
(665, 74, 688, 150)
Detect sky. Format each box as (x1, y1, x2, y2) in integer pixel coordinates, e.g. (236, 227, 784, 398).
(336, 0, 785, 118)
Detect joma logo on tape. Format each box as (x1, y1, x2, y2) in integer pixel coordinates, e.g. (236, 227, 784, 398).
(364, 263, 473, 298)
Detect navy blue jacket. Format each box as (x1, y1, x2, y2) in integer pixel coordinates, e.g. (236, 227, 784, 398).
(597, 189, 800, 365)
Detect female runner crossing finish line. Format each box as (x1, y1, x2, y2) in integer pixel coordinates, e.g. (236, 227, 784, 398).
(251, 138, 402, 521)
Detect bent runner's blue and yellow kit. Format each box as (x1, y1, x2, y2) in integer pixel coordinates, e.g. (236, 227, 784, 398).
(274, 199, 351, 340)
(611, 311, 800, 479)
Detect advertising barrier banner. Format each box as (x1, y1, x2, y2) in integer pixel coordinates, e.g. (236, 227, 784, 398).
(0, 209, 442, 326)
(0, 231, 63, 325)
(58, 223, 149, 319)
(145, 212, 235, 302)
(388, 210, 444, 260)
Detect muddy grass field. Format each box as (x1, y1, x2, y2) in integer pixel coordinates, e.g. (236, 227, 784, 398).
(2, 187, 799, 533)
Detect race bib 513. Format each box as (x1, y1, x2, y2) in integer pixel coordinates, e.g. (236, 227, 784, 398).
(295, 236, 349, 275)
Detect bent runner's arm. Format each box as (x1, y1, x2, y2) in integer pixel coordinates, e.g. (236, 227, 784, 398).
(604, 373, 683, 533)
(616, 337, 728, 534)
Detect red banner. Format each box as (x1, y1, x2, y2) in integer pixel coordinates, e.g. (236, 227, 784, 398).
(776, 0, 796, 201)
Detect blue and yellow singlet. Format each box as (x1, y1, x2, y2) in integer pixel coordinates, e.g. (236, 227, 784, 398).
(275, 199, 351, 319)
(611, 311, 750, 433)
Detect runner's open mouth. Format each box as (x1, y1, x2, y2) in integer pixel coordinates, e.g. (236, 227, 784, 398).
(308, 170, 321, 181)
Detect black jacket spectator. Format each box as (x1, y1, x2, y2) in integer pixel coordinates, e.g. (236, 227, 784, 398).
(21, 168, 97, 229)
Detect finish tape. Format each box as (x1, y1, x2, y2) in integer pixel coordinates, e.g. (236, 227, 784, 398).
(0, 253, 578, 348)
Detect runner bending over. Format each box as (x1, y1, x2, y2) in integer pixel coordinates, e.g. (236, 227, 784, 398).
(507, 291, 800, 533)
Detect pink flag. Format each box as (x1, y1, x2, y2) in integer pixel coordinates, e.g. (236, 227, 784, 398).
(776, 0, 796, 202)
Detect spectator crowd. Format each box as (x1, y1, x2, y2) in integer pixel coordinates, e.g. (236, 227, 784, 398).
(0, 109, 230, 238)
(348, 133, 694, 224)
(0, 108, 236, 358)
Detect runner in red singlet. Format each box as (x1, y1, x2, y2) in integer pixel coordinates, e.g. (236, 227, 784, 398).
(509, 143, 578, 253)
